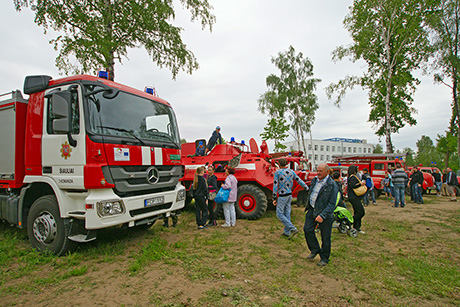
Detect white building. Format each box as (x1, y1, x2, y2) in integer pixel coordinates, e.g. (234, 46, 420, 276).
(284, 137, 375, 168)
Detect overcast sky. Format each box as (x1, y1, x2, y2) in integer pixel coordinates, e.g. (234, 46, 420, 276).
(0, 0, 453, 152)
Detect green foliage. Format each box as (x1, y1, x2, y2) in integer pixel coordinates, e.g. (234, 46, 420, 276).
(14, 0, 215, 81)
(415, 135, 440, 166)
(327, 0, 432, 153)
(428, 0, 460, 163)
(258, 46, 321, 153)
(260, 118, 289, 152)
(373, 143, 384, 154)
(437, 132, 459, 169)
(403, 147, 416, 165)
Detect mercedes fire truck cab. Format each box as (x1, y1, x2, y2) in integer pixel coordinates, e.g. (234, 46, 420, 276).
(0, 74, 185, 255)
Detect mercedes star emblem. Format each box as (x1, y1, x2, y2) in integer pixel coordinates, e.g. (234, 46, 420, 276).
(146, 166, 160, 184)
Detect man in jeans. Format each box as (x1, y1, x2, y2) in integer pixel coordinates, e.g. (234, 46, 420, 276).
(411, 167, 424, 204)
(303, 163, 338, 267)
(446, 167, 458, 202)
(273, 158, 309, 238)
(392, 165, 408, 208)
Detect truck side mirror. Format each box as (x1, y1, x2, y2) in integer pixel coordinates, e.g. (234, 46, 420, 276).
(51, 91, 77, 147)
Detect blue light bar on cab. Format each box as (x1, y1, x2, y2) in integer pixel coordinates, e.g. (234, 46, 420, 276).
(145, 86, 156, 96)
(98, 70, 109, 79)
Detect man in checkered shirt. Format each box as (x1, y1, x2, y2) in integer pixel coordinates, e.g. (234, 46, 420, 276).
(273, 158, 309, 238)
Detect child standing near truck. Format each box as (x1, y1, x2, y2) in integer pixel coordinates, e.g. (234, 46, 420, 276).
(193, 166, 208, 229)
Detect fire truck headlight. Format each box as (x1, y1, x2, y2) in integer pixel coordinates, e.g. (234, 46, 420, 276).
(176, 189, 185, 202)
(97, 200, 125, 217)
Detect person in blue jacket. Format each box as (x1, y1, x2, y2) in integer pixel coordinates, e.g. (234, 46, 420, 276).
(195, 141, 206, 156)
(303, 163, 339, 267)
(206, 126, 222, 154)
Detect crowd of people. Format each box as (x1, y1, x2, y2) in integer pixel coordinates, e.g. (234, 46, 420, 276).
(380, 165, 458, 206)
(178, 126, 459, 267)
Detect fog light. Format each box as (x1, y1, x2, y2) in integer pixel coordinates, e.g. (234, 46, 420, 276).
(176, 189, 186, 202)
(97, 200, 125, 217)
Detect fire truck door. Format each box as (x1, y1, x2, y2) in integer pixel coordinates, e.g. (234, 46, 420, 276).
(41, 85, 86, 189)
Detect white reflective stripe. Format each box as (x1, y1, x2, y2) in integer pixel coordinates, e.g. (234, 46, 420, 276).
(142, 147, 151, 165)
(185, 164, 207, 170)
(236, 163, 256, 170)
(155, 147, 163, 165)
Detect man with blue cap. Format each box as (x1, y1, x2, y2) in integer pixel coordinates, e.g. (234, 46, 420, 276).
(195, 141, 206, 156)
(206, 126, 223, 154)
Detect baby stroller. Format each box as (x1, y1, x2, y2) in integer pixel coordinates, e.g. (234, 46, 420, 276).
(334, 204, 358, 238)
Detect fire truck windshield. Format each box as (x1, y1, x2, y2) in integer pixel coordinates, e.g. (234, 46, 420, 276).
(85, 85, 180, 148)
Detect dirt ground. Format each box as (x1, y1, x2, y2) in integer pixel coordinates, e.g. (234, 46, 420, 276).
(3, 194, 460, 307)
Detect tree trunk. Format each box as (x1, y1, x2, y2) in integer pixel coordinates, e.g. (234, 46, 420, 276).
(384, 32, 394, 154)
(104, 0, 115, 81)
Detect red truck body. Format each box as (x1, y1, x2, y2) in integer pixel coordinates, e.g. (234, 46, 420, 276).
(180, 139, 314, 219)
(327, 154, 435, 196)
(0, 74, 185, 255)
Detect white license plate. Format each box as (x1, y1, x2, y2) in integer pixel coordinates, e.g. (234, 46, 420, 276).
(144, 196, 165, 207)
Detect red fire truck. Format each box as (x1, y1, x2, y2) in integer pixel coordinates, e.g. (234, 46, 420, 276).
(0, 74, 185, 255)
(327, 154, 434, 196)
(181, 138, 314, 220)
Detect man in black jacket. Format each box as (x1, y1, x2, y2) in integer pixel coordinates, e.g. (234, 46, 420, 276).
(446, 167, 458, 202)
(303, 163, 339, 267)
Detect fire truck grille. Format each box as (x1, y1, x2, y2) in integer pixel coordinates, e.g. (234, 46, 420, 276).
(102, 165, 182, 198)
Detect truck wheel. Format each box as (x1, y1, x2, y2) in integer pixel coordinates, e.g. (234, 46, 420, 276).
(235, 185, 268, 220)
(27, 195, 77, 256)
(213, 202, 224, 219)
(455, 186, 460, 196)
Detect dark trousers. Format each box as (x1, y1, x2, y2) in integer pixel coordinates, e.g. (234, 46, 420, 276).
(349, 197, 365, 231)
(207, 200, 216, 223)
(303, 207, 334, 263)
(194, 196, 208, 226)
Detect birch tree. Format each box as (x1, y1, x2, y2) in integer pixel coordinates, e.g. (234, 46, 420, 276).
(14, 0, 215, 81)
(326, 0, 432, 153)
(258, 46, 321, 154)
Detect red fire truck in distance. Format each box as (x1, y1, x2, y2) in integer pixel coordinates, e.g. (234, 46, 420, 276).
(327, 154, 434, 196)
(180, 138, 314, 220)
(0, 74, 185, 255)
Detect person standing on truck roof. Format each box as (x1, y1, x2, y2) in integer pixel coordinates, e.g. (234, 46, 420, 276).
(446, 167, 458, 202)
(206, 126, 223, 154)
(303, 163, 338, 267)
(195, 141, 206, 156)
(347, 165, 366, 234)
(192, 166, 209, 230)
(273, 158, 309, 238)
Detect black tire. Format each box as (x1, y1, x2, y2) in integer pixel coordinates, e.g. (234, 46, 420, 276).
(235, 184, 268, 220)
(338, 222, 348, 234)
(213, 202, 224, 219)
(27, 195, 77, 255)
(455, 186, 460, 196)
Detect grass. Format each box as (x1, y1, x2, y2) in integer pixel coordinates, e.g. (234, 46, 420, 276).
(0, 197, 459, 306)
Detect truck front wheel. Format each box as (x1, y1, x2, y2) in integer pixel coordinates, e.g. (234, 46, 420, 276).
(235, 185, 268, 220)
(27, 195, 76, 256)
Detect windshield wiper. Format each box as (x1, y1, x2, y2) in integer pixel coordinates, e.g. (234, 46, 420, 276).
(98, 126, 147, 146)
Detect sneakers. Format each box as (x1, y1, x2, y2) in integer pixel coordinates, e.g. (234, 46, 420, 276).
(289, 229, 299, 239)
(197, 225, 208, 230)
(317, 260, 328, 267)
(450, 199, 457, 202)
(221, 224, 231, 227)
(307, 253, 317, 260)
(373, 202, 377, 206)
(358, 230, 366, 234)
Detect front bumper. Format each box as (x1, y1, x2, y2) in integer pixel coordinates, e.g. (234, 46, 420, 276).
(84, 183, 185, 229)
